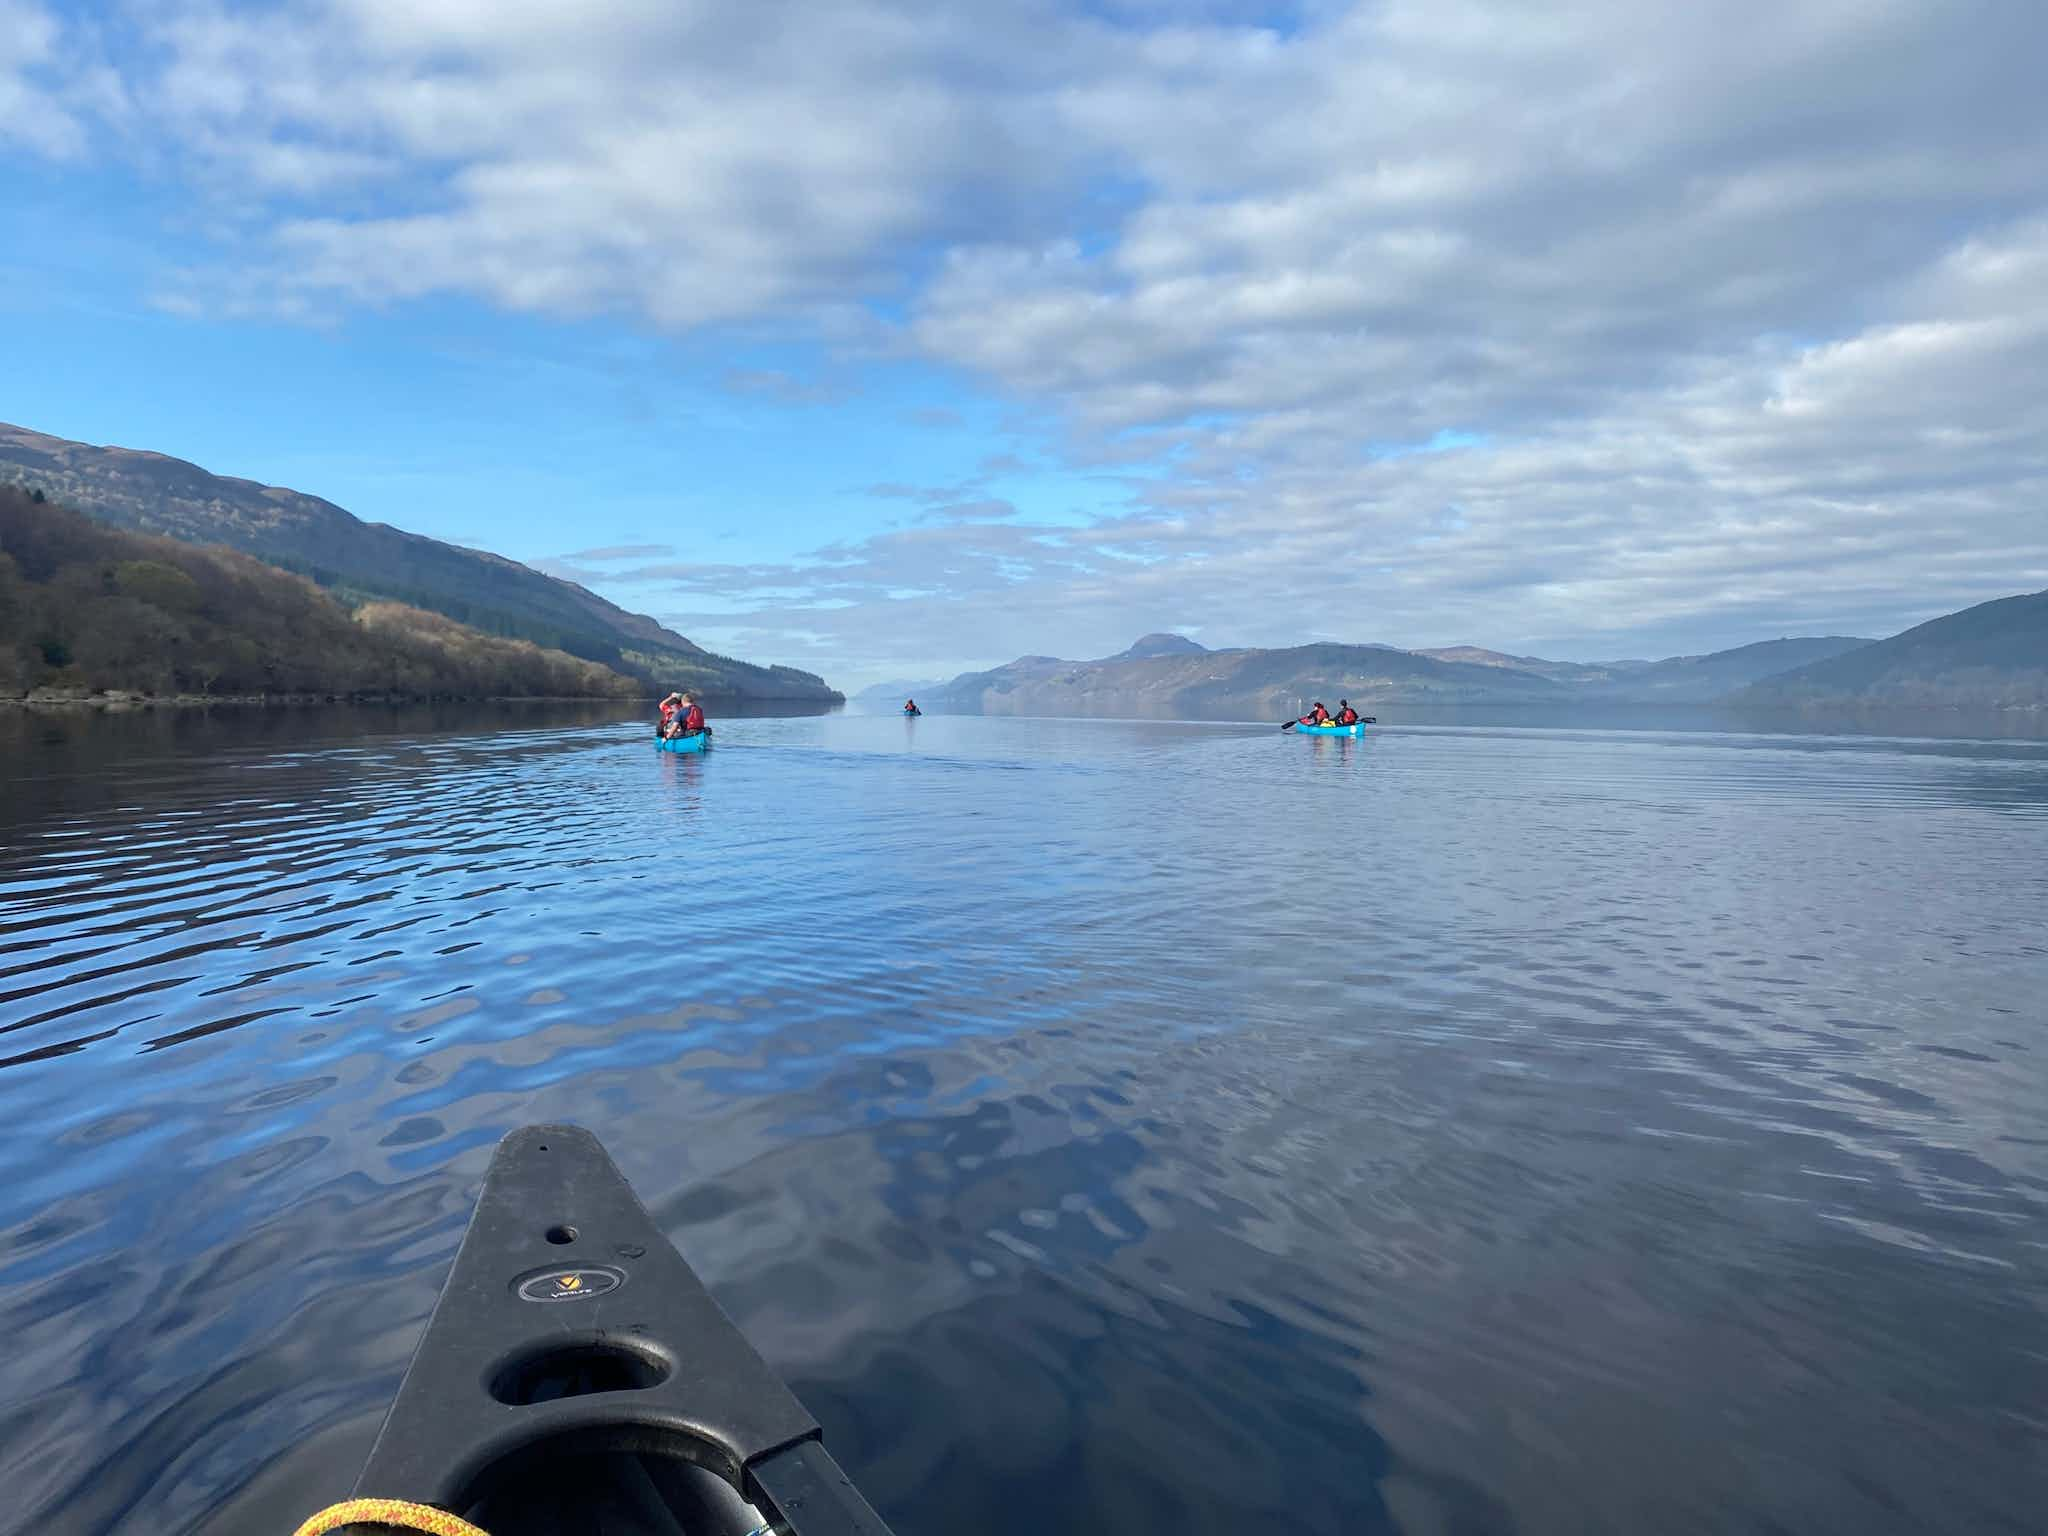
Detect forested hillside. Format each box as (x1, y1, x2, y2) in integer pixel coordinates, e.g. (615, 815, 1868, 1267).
(1740, 590, 2048, 708)
(0, 422, 839, 700)
(1, 487, 638, 701)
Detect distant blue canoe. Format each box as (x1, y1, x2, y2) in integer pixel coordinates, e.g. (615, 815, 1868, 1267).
(903, 708, 921, 717)
(1294, 721, 1366, 736)
(654, 730, 711, 754)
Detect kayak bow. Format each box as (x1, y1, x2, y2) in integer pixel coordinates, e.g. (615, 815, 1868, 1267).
(654, 731, 710, 754)
(346, 1125, 894, 1536)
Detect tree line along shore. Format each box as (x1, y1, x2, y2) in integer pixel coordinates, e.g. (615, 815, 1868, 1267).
(1, 486, 646, 705)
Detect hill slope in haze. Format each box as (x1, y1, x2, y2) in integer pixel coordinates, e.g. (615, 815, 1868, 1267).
(1416, 637, 1873, 695)
(0, 422, 837, 701)
(851, 677, 950, 708)
(914, 631, 1891, 718)
(925, 640, 1564, 718)
(1739, 591, 2048, 708)
(1411, 646, 1616, 684)
(1, 487, 640, 701)
(1590, 636, 1874, 698)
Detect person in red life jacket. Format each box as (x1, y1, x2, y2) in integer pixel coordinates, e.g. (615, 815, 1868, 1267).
(1335, 700, 1360, 725)
(904, 698, 920, 715)
(656, 691, 708, 739)
(676, 691, 708, 737)
(1299, 701, 1332, 725)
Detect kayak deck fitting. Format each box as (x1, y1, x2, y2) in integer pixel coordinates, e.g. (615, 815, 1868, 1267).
(347, 1125, 892, 1536)
(654, 731, 711, 754)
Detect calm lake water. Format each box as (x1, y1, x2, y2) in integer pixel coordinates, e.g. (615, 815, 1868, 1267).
(1, 707, 2044, 1535)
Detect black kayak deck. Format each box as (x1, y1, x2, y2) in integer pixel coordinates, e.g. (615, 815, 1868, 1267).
(352, 1124, 892, 1536)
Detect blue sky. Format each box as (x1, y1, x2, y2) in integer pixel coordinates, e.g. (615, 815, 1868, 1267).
(9, 144, 1089, 578)
(4, 0, 2045, 690)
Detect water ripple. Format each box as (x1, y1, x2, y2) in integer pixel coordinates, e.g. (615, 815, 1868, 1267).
(0, 707, 2043, 1535)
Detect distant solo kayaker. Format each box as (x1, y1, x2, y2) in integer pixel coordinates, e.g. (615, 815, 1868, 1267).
(903, 698, 920, 716)
(1299, 701, 1331, 725)
(1335, 701, 1360, 725)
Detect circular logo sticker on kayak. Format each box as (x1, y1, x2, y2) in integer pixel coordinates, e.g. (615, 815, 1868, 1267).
(514, 1265, 626, 1302)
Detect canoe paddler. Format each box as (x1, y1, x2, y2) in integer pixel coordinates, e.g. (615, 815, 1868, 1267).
(1299, 701, 1331, 725)
(1335, 701, 1360, 725)
(676, 692, 707, 737)
(657, 691, 707, 739)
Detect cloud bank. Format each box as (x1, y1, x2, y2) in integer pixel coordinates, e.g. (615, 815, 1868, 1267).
(12, 0, 2048, 679)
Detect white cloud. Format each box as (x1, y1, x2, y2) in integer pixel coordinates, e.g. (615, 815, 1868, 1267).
(627, 218, 2048, 684)
(0, 0, 104, 158)
(129, 0, 1112, 321)
(30, 0, 2048, 676)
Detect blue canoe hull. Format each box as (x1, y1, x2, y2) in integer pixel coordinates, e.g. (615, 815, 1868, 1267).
(654, 731, 710, 754)
(1296, 722, 1365, 736)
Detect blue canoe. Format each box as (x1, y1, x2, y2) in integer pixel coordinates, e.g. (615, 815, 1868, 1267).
(1294, 721, 1367, 736)
(654, 730, 711, 754)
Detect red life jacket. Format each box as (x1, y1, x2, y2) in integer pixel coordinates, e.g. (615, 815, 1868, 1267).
(1336, 708, 1358, 725)
(681, 704, 706, 733)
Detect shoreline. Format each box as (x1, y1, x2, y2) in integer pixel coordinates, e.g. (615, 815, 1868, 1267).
(2, 689, 840, 710)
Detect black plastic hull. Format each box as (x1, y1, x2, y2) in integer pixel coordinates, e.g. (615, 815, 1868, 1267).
(350, 1125, 893, 1536)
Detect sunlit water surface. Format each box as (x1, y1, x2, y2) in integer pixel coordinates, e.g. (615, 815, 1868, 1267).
(1, 707, 2043, 1535)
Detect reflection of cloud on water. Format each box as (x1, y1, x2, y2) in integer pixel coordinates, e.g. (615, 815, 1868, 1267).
(1, 712, 2043, 1535)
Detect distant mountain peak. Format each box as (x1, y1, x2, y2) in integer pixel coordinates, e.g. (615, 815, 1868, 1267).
(901, 627, 1925, 719)
(1108, 632, 1207, 661)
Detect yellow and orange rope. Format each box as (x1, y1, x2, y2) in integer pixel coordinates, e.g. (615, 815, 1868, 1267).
(291, 1498, 490, 1536)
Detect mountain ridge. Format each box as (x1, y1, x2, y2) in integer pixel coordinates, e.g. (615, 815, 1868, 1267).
(918, 640, 1564, 718)
(1739, 591, 2048, 708)
(903, 632, 1889, 718)
(1, 486, 641, 702)
(0, 422, 838, 701)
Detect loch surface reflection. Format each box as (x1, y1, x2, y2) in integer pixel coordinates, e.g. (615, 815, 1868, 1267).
(1, 708, 2043, 1535)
